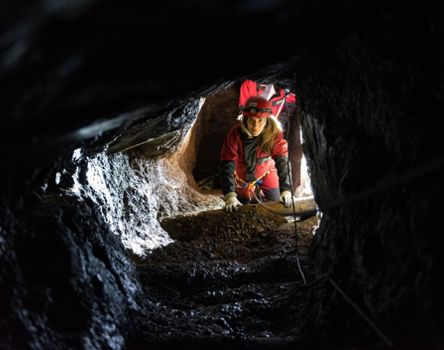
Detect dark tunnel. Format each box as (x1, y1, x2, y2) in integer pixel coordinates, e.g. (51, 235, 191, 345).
(1, 1, 444, 350)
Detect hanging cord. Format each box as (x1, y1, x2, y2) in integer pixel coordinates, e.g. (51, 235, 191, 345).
(235, 171, 309, 220)
(285, 159, 308, 286)
(284, 108, 308, 286)
(292, 106, 395, 347)
(329, 278, 394, 347)
(237, 104, 309, 285)
(249, 188, 311, 287)
(236, 123, 394, 345)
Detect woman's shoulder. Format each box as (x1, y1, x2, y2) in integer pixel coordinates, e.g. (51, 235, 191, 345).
(274, 130, 285, 141)
(226, 123, 242, 137)
(222, 123, 242, 144)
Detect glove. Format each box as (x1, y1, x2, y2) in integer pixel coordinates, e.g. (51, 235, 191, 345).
(280, 190, 292, 208)
(224, 192, 242, 212)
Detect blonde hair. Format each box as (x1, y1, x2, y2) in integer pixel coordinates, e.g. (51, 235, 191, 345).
(241, 116, 282, 154)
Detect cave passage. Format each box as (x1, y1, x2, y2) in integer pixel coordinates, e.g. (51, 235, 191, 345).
(189, 80, 313, 198)
(2, 2, 443, 349)
(117, 81, 323, 347)
(61, 79, 319, 260)
(132, 203, 319, 348)
(60, 78, 322, 346)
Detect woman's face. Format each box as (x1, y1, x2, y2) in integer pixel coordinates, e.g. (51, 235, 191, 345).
(246, 117, 267, 137)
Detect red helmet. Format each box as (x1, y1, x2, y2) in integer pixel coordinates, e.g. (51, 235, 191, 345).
(242, 96, 273, 118)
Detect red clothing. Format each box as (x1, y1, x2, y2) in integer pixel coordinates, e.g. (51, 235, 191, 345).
(239, 80, 296, 118)
(219, 124, 290, 200)
(220, 124, 288, 165)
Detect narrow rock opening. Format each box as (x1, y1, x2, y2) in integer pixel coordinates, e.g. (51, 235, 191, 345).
(2, 2, 443, 349)
(65, 78, 319, 259)
(42, 77, 322, 346)
(105, 80, 323, 346)
(189, 80, 314, 199)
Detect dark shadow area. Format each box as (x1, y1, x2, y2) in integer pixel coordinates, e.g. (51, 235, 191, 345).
(1, 1, 443, 349)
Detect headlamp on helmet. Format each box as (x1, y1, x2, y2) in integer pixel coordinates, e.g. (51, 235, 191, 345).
(242, 96, 273, 118)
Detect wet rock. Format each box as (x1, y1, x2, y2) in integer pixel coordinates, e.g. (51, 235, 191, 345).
(1, 1, 443, 349)
(133, 208, 317, 348)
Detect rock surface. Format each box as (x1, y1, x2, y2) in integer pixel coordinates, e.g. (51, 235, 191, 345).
(1, 1, 444, 350)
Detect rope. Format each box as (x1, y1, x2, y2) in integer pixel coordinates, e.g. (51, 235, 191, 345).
(232, 104, 401, 346)
(285, 109, 307, 286)
(287, 162, 308, 286)
(234, 170, 272, 192)
(252, 190, 307, 286)
(329, 278, 394, 347)
(235, 170, 293, 217)
(292, 107, 397, 347)
(242, 178, 395, 346)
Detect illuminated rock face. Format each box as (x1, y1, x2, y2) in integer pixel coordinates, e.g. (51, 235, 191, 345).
(1, 1, 444, 349)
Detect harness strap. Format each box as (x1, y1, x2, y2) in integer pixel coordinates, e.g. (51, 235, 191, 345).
(234, 169, 276, 196)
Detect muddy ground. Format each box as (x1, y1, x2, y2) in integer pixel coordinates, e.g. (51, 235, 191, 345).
(129, 205, 319, 349)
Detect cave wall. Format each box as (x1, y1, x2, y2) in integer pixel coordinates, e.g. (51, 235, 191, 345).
(1, 1, 444, 349)
(0, 96, 226, 349)
(293, 4, 444, 344)
(192, 82, 241, 184)
(0, 174, 141, 349)
(0, 0, 391, 174)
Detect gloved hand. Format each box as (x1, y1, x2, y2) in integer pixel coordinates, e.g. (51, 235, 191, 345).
(280, 190, 292, 208)
(224, 192, 242, 212)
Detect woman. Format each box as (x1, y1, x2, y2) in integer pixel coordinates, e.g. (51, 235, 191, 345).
(219, 95, 292, 212)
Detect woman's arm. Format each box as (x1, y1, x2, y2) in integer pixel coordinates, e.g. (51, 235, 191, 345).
(272, 135, 292, 193)
(275, 155, 291, 193)
(219, 160, 236, 195)
(219, 126, 240, 195)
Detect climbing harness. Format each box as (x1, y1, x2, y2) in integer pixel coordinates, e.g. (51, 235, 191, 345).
(234, 169, 273, 202)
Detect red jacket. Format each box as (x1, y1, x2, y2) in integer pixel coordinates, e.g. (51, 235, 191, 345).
(220, 124, 288, 165)
(219, 124, 290, 195)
